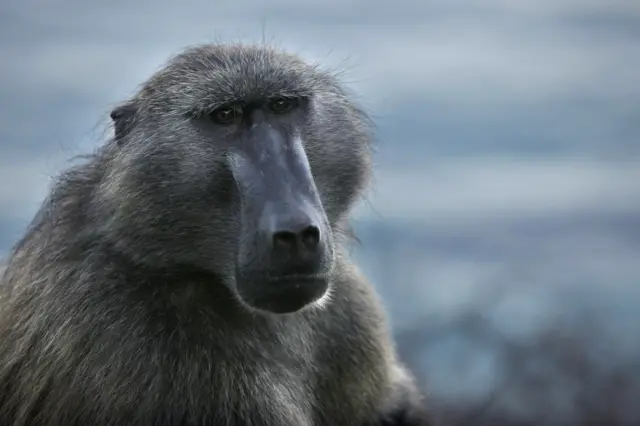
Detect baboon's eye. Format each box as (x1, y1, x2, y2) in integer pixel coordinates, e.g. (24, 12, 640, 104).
(268, 97, 296, 114)
(210, 106, 239, 125)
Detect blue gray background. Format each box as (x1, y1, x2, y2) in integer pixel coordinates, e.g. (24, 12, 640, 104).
(2, 0, 639, 423)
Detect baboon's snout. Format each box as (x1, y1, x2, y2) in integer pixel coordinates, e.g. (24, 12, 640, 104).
(258, 197, 328, 276)
(227, 122, 333, 313)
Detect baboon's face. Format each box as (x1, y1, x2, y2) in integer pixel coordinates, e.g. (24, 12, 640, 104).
(101, 45, 372, 314)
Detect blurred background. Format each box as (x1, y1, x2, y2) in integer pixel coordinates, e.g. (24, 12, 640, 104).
(1, 0, 639, 424)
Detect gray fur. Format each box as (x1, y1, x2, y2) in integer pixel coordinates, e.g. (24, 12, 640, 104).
(0, 43, 431, 425)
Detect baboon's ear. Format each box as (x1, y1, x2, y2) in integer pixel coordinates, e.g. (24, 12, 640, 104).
(110, 102, 138, 144)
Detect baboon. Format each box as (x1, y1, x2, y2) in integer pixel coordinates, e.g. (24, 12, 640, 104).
(0, 43, 431, 426)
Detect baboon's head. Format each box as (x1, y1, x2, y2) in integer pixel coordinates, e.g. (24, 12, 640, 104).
(99, 43, 373, 314)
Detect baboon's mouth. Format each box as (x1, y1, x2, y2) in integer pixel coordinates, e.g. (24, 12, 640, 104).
(236, 274, 329, 314)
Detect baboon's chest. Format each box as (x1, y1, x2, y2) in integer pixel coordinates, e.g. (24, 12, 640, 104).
(51, 346, 317, 426)
(127, 339, 318, 425)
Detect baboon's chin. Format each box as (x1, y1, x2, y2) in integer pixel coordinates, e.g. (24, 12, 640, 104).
(236, 275, 329, 314)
